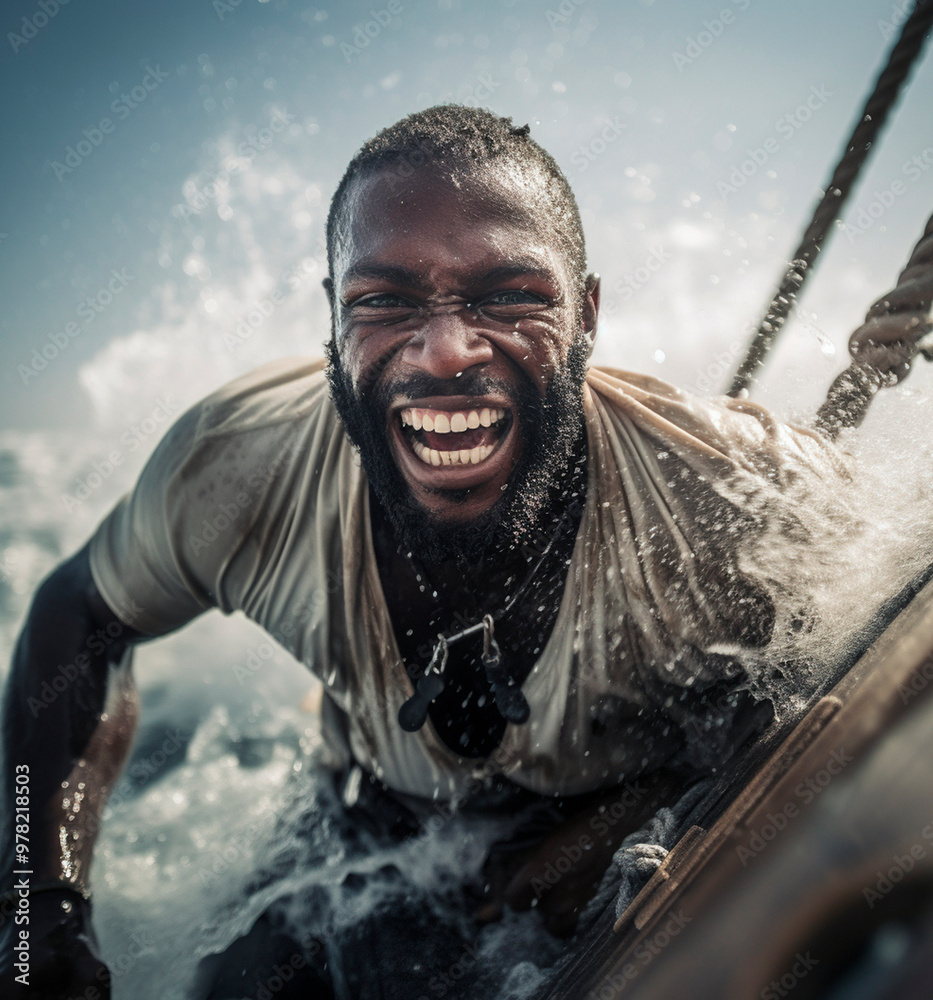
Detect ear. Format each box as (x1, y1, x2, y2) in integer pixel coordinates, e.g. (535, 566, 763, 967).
(323, 276, 335, 309)
(582, 273, 600, 356)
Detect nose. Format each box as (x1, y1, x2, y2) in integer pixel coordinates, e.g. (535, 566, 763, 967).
(403, 308, 494, 381)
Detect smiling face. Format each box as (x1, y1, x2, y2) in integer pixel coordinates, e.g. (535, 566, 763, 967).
(326, 162, 598, 562)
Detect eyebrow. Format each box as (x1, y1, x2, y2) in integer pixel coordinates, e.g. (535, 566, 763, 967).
(341, 263, 431, 291)
(341, 259, 562, 292)
(476, 262, 561, 286)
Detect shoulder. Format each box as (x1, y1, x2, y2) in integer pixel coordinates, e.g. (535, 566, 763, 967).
(157, 357, 339, 479)
(585, 365, 850, 485)
(192, 356, 332, 440)
(128, 356, 347, 549)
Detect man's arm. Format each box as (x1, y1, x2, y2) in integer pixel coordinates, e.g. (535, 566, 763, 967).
(0, 544, 145, 996)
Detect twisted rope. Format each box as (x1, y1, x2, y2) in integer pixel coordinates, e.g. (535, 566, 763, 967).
(727, 0, 933, 396)
(814, 212, 933, 437)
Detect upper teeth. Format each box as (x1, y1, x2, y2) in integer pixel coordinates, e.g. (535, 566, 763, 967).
(400, 407, 506, 431)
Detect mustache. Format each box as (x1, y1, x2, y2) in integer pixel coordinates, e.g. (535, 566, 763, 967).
(369, 371, 521, 410)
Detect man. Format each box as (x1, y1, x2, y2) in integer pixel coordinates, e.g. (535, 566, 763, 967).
(0, 105, 913, 999)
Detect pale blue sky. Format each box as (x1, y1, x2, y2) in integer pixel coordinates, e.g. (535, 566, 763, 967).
(1, 0, 931, 429)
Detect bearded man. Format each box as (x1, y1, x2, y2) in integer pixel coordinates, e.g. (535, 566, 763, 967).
(1, 105, 859, 999)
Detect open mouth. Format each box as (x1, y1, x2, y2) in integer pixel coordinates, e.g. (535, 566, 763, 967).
(397, 404, 512, 468)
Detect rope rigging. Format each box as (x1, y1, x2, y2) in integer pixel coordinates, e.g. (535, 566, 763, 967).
(726, 0, 933, 397)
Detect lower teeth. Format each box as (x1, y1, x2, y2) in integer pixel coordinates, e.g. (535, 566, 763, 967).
(412, 439, 495, 467)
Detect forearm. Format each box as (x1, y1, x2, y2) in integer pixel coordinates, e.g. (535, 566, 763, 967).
(1, 559, 140, 894)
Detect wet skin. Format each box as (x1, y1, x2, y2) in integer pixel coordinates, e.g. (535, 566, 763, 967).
(327, 164, 599, 527)
(324, 164, 634, 934)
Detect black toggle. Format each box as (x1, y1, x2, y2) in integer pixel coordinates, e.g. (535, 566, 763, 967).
(398, 637, 448, 732)
(398, 671, 445, 732)
(481, 615, 530, 725)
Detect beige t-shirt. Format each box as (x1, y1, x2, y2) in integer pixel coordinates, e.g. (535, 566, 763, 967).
(88, 358, 847, 800)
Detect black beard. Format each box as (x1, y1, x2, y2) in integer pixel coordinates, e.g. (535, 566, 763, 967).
(325, 338, 589, 566)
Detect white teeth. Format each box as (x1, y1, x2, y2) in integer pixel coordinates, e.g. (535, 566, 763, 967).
(400, 406, 507, 432)
(410, 438, 497, 467)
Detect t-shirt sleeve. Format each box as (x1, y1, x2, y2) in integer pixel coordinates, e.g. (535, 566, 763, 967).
(88, 357, 331, 637)
(88, 402, 215, 635)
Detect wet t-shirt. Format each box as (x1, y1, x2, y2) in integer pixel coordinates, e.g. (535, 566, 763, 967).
(88, 359, 849, 800)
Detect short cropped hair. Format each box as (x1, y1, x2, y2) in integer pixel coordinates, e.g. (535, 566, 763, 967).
(325, 104, 587, 291)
